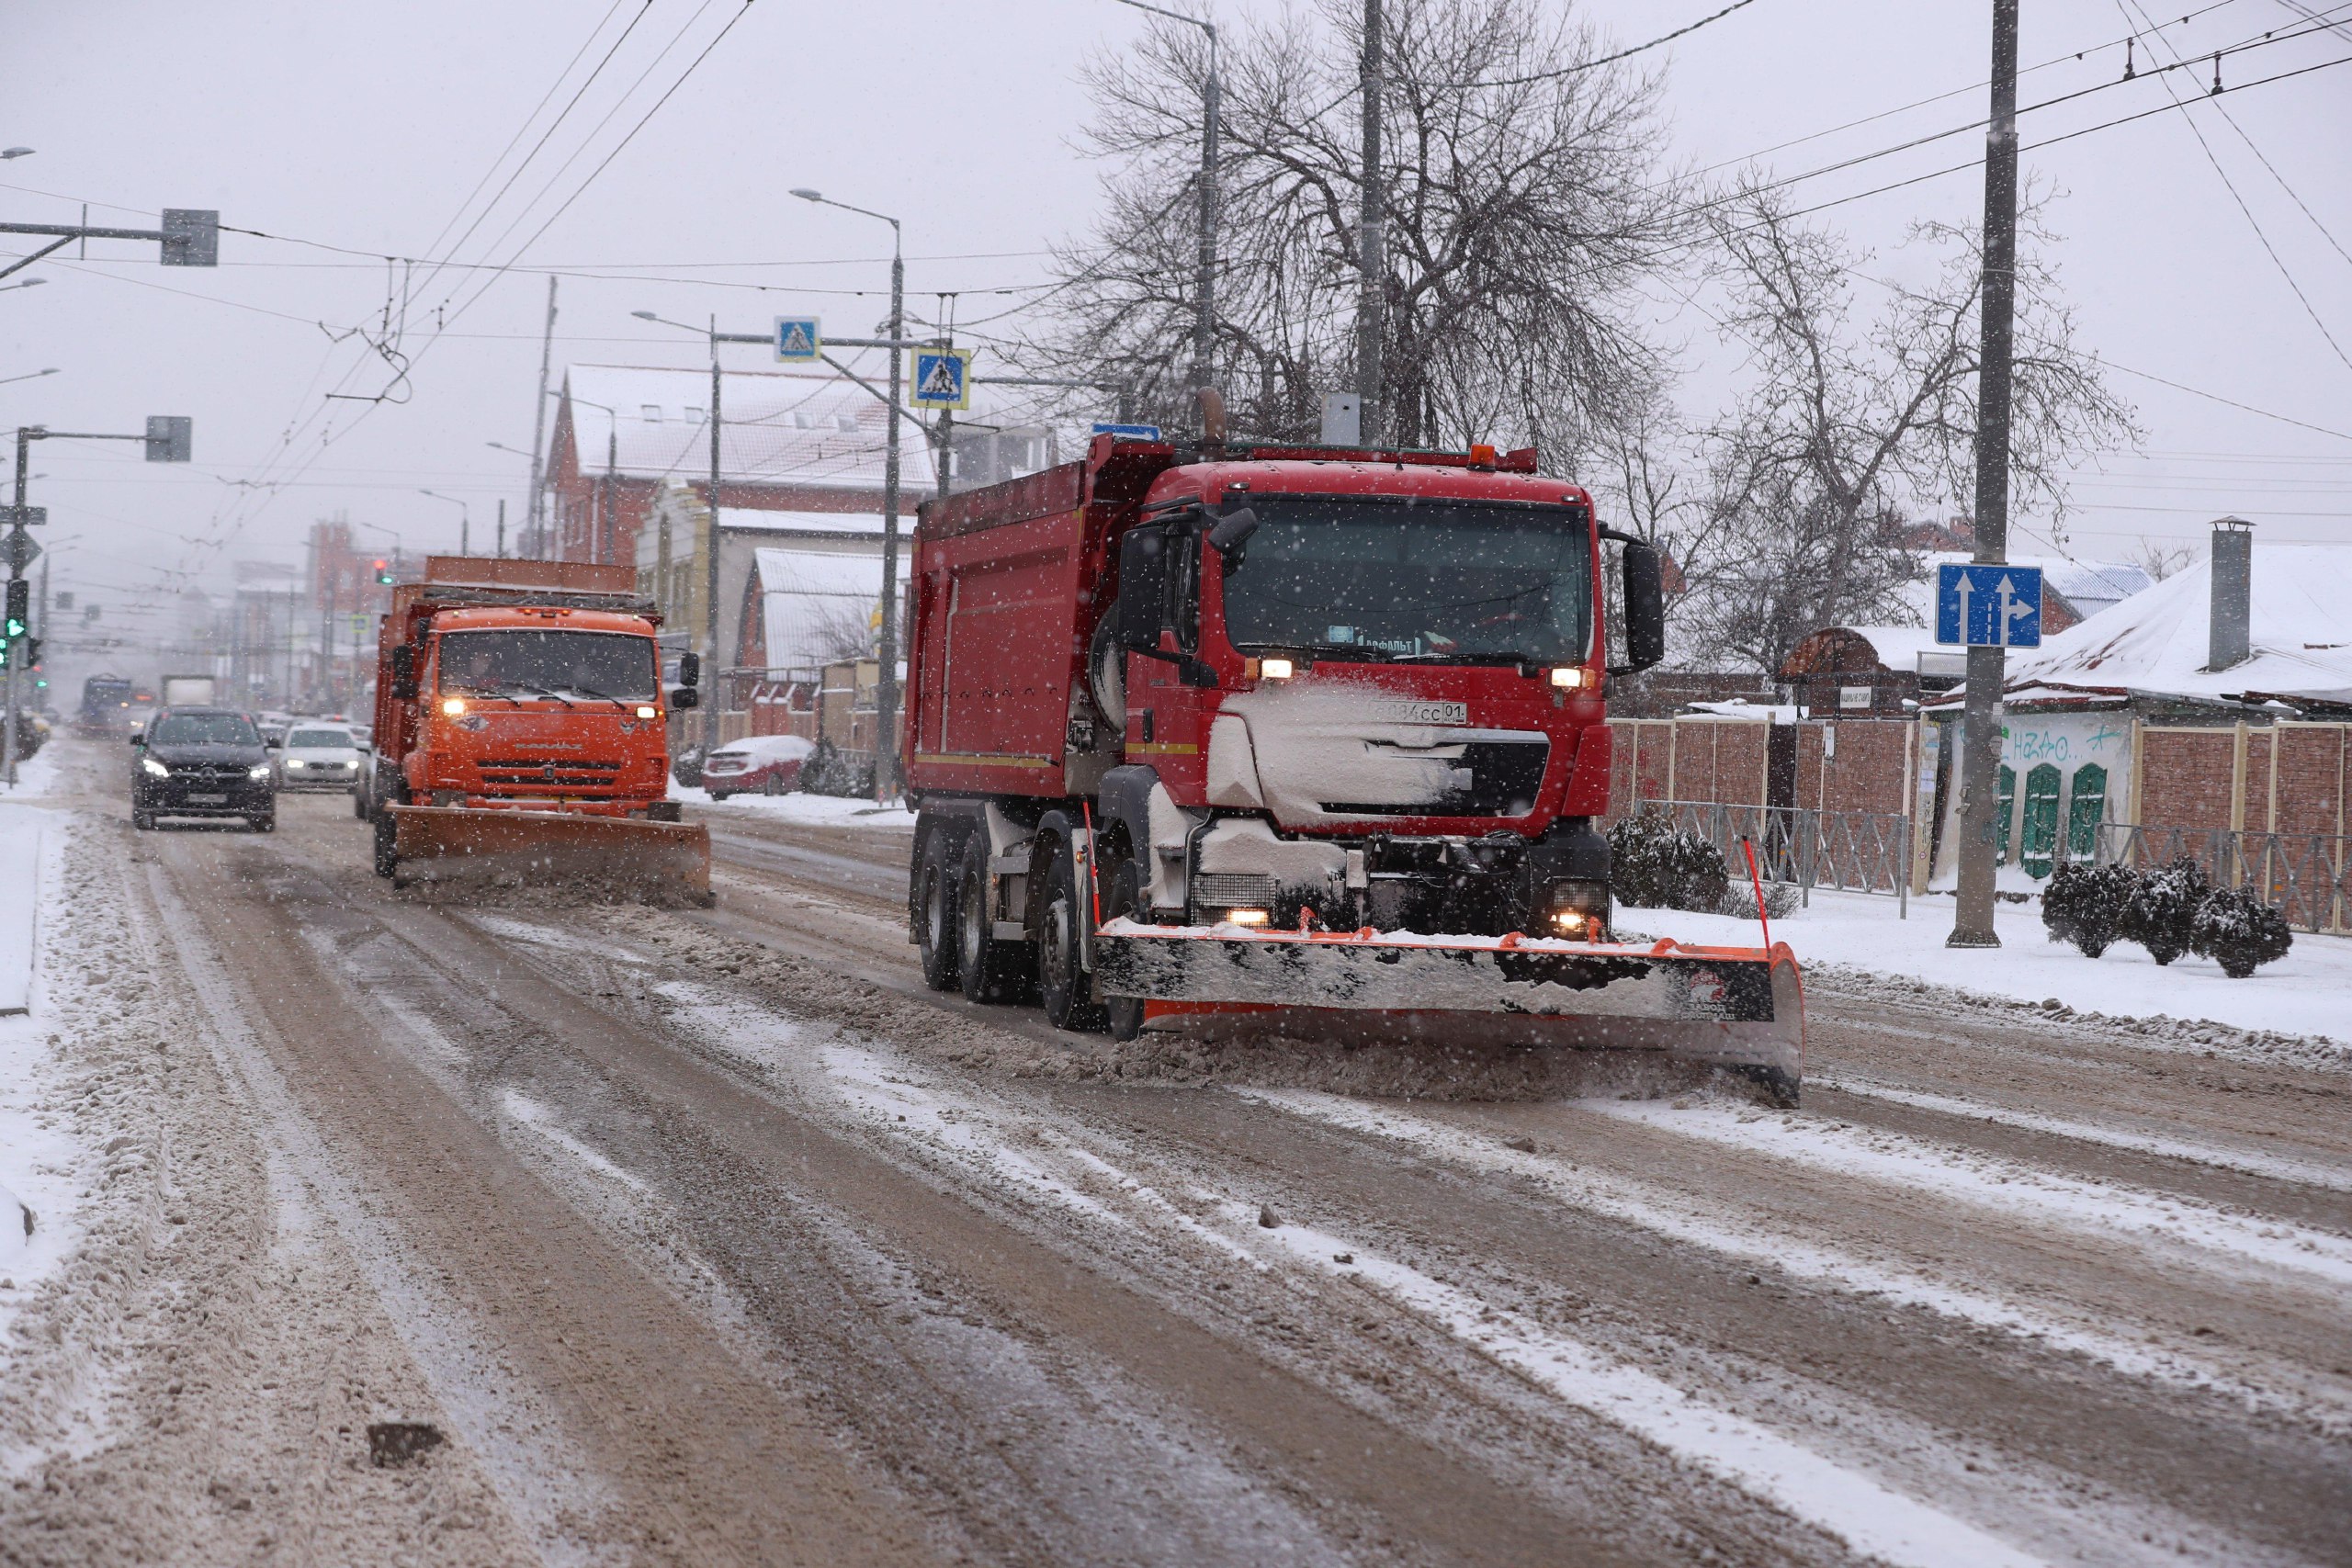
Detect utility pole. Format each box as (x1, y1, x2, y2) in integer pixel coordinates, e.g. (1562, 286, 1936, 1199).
(704, 347, 723, 752)
(525, 275, 559, 558)
(601, 421, 617, 566)
(1949, 0, 2021, 950)
(496, 498, 506, 559)
(880, 240, 904, 799)
(1357, 0, 1385, 446)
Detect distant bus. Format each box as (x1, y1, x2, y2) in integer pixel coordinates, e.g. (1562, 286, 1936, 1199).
(77, 672, 137, 737)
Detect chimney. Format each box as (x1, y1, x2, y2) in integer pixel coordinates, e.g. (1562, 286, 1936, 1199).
(2208, 516, 2253, 671)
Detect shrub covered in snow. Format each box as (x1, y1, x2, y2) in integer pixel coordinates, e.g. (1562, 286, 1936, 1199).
(798, 738, 875, 798)
(2120, 856, 2211, 966)
(1608, 809, 1730, 913)
(2040, 861, 2135, 958)
(2189, 885, 2294, 978)
(1716, 878, 1801, 921)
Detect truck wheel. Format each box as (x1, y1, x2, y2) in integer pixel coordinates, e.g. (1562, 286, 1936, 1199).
(1102, 862, 1147, 1042)
(250, 812, 276, 834)
(1038, 846, 1106, 1032)
(132, 808, 155, 832)
(956, 833, 1029, 1003)
(353, 785, 368, 821)
(914, 825, 961, 991)
(373, 812, 399, 878)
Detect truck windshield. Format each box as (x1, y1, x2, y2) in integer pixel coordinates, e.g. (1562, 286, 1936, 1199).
(1217, 497, 1591, 662)
(437, 630, 658, 702)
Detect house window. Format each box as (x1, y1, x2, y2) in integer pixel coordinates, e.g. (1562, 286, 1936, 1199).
(794, 412, 816, 430)
(641, 404, 662, 423)
(685, 406, 704, 423)
(834, 414, 857, 433)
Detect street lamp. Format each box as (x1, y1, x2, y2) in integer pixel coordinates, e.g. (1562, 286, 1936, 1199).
(0, 150, 31, 162)
(0, 367, 58, 388)
(632, 308, 735, 759)
(418, 489, 469, 556)
(1113, 0, 1217, 395)
(792, 186, 908, 799)
(0, 280, 45, 297)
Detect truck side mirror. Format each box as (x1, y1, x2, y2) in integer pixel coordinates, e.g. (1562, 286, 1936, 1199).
(390, 643, 418, 701)
(1206, 506, 1258, 555)
(1116, 526, 1170, 655)
(678, 651, 701, 688)
(1614, 540, 1666, 674)
(129, 731, 143, 747)
(671, 687, 700, 710)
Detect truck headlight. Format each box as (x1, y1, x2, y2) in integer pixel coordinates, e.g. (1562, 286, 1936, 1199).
(442, 697, 467, 716)
(1545, 878, 1609, 940)
(635, 705, 658, 719)
(284, 758, 305, 769)
(141, 756, 169, 778)
(1549, 666, 1590, 689)
(249, 764, 273, 781)
(1257, 658, 1294, 681)
(1223, 908, 1271, 927)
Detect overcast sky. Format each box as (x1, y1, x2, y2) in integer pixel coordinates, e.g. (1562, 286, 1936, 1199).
(5, 0, 2347, 643)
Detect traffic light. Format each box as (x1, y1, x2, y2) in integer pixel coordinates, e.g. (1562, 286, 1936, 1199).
(21, 637, 39, 671)
(4, 580, 26, 640)
(373, 558, 394, 585)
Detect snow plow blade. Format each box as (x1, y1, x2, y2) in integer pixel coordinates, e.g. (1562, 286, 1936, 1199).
(1091, 920, 1804, 1104)
(386, 805, 713, 906)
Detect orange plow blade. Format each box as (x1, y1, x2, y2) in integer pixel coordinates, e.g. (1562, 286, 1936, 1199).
(386, 805, 712, 906)
(1092, 920, 1804, 1105)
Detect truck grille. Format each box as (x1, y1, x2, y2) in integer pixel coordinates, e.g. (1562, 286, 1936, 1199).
(1321, 739, 1550, 817)
(475, 758, 627, 794)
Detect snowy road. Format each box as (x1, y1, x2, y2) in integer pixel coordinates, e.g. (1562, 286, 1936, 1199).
(5, 743, 2347, 1566)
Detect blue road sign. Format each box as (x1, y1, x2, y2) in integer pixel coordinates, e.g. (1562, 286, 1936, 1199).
(774, 317, 820, 362)
(910, 347, 972, 410)
(1091, 422, 1162, 441)
(1935, 563, 2043, 648)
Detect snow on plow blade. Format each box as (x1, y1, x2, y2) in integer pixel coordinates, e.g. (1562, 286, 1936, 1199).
(387, 805, 713, 906)
(1091, 919, 1804, 1103)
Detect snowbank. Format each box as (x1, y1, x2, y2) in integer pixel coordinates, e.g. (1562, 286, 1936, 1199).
(1630, 886, 2352, 1049)
(0, 802, 69, 1303)
(674, 786, 917, 830)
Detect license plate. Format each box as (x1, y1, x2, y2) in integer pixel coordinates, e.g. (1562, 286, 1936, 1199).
(187, 793, 228, 805)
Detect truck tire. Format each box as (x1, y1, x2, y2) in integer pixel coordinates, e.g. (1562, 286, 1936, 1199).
(1038, 844, 1105, 1032)
(132, 807, 155, 832)
(373, 811, 399, 879)
(1102, 863, 1147, 1042)
(956, 832, 1029, 1003)
(914, 824, 961, 991)
(353, 785, 368, 820)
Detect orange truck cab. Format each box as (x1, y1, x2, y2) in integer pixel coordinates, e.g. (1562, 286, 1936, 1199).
(368, 558, 693, 821)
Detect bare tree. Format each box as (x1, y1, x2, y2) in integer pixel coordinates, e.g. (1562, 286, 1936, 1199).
(2132, 537, 2197, 581)
(1035, 0, 1690, 454)
(1677, 183, 2140, 673)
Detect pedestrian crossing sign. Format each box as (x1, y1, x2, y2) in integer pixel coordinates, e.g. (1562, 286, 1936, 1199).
(910, 347, 972, 411)
(774, 317, 821, 363)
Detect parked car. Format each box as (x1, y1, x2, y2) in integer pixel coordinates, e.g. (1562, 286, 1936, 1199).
(277, 723, 367, 793)
(131, 707, 278, 832)
(700, 734, 816, 800)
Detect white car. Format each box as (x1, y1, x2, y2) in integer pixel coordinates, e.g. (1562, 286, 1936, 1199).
(701, 734, 816, 800)
(277, 724, 368, 793)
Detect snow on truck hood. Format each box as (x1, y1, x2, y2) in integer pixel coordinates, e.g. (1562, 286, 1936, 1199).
(1206, 677, 1552, 827)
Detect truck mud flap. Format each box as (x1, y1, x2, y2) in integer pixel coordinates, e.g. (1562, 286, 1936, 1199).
(1092, 920, 1803, 1102)
(387, 805, 713, 906)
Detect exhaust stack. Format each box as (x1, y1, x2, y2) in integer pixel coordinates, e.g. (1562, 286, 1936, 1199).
(2208, 515, 2253, 672)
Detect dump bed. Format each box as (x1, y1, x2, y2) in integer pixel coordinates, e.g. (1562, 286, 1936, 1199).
(905, 441, 1170, 799)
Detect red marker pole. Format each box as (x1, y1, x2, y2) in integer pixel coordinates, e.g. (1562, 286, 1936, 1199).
(1742, 835, 1772, 951)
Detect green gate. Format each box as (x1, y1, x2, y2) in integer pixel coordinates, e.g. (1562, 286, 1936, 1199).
(2065, 763, 2108, 863)
(1996, 764, 2017, 861)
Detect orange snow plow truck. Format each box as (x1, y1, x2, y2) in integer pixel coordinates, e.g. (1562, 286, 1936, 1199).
(363, 557, 711, 903)
(904, 430, 1804, 1103)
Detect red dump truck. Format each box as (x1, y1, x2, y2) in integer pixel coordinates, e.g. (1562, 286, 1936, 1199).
(364, 556, 711, 902)
(904, 430, 1804, 1102)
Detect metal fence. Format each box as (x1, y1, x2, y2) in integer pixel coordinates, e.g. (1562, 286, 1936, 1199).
(2095, 823, 2352, 935)
(1635, 800, 1916, 909)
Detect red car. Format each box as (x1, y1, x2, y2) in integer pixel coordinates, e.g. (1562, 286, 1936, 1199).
(701, 734, 815, 800)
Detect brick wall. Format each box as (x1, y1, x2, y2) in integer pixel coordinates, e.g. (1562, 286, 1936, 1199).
(1800, 720, 1912, 815)
(2270, 724, 2349, 837)
(2137, 728, 2241, 832)
(2130, 721, 2349, 837)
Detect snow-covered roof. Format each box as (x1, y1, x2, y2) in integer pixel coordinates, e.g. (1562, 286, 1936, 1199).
(716, 506, 886, 537)
(560, 366, 935, 491)
(1842, 626, 1945, 672)
(2003, 543, 2352, 705)
(752, 547, 886, 670)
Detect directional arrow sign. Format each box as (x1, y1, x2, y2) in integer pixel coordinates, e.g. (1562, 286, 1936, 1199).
(1936, 562, 2042, 648)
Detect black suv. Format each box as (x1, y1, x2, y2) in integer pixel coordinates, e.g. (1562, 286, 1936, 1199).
(131, 707, 278, 831)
